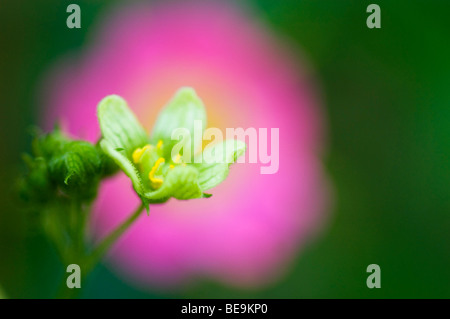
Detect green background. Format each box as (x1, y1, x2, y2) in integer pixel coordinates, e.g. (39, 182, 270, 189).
(0, 0, 449, 298)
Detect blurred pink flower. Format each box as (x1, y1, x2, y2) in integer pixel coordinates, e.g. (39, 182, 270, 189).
(41, 1, 329, 288)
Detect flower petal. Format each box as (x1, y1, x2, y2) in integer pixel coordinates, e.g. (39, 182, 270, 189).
(99, 139, 145, 196)
(194, 139, 247, 191)
(97, 95, 148, 158)
(143, 165, 203, 201)
(150, 87, 206, 159)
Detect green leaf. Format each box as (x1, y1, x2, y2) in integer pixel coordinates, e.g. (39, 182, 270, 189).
(97, 95, 148, 158)
(194, 139, 246, 191)
(143, 165, 203, 201)
(150, 87, 207, 159)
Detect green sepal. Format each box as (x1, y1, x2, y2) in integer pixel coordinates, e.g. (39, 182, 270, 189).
(141, 197, 150, 215)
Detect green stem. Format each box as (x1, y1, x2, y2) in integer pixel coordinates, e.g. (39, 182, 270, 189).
(56, 274, 82, 299)
(55, 202, 145, 298)
(84, 203, 145, 274)
(55, 199, 86, 299)
(70, 199, 81, 259)
(76, 202, 90, 257)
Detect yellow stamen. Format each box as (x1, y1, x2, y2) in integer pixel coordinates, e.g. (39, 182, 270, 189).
(132, 144, 152, 163)
(149, 157, 165, 189)
(169, 164, 174, 169)
(156, 140, 163, 149)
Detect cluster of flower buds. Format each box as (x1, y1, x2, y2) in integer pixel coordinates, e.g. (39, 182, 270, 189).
(18, 126, 118, 206)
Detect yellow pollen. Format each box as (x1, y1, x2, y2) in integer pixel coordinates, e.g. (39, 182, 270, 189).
(149, 157, 165, 189)
(169, 164, 174, 169)
(132, 144, 152, 163)
(156, 140, 163, 149)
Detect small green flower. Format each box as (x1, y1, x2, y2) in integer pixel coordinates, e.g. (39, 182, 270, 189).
(97, 87, 246, 209)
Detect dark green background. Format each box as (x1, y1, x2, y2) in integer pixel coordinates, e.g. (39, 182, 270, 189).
(0, 0, 449, 298)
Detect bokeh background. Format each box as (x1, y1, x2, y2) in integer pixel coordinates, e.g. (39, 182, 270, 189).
(1, 0, 449, 298)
